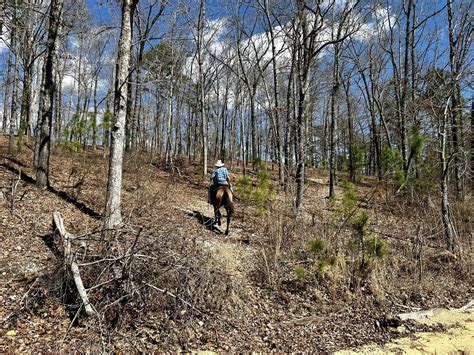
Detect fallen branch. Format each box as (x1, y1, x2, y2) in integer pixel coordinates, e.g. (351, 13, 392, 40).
(53, 211, 96, 317)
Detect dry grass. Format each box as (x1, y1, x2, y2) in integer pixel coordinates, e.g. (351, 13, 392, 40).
(0, 136, 472, 352)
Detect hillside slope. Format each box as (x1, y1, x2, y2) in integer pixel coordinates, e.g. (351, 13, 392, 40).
(0, 137, 472, 352)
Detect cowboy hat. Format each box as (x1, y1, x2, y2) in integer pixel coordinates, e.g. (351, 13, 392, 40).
(215, 160, 225, 167)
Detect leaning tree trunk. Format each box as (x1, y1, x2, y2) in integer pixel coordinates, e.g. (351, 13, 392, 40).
(104, 0, 135, 229)
(35, 0, 63, 189)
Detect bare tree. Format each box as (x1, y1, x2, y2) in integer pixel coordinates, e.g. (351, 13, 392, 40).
(447, 0, 472, 199)
(129, 0, 168, 151)
(35, 0, 64, 189)
(292, 0, 360, 211)
(104, 0, 138, 229)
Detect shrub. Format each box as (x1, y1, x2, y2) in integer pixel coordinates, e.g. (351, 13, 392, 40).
(293, 265, 306, 281)
(381, 146, 405, 186)
(341, 180, 357, 211)
(352, 210, 370, 239)
(308, 238, 326, 255)
(365, 236, 388, 259)
(234, 162, 274, 213)
(234, 175, 253, 200)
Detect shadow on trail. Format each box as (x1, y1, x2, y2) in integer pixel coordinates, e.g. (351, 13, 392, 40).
(189, 209, 223, 234)
(1, 155, 28, 168)
(0, 162, 102, 219)
(48, 186, 102, 219)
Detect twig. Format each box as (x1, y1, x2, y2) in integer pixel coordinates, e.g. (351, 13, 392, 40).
(0, 278, 39, 324)
(394, 302, 422, 311)
(77, 254, 133, 267)
(60, 303, 83, 346)
(85, 277, 121, 292)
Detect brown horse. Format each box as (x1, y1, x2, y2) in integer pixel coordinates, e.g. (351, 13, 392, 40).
(211, 186, 234, 235)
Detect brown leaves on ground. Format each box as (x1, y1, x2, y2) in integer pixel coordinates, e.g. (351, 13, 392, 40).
(0, 136, 472, 352)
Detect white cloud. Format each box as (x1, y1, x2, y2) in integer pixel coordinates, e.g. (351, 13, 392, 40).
(62, 74, 77, 91)
(352, 5, 396, 42)
(0, 30, 10, 54)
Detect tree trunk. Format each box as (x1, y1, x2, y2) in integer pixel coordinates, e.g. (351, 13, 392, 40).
(343, 79, 355, 182)
(294, 7, 311, 212)
(104, 0, 135, 229)
(250, 84, 258, 169)
(9, 34, 19, 154)
(125, 13, 135, 152)
(54, 69, 63, 143)
(35, 0, 63, 189)
(165, 71, 173, 165)
(471, 99, 474, 191)
(440, 97, 456, 251)
(20, 64, 33, 138)
(197, 0, 207, 176)
(92, 74, 99, 150)
(240, 97, 247, 175)
(329, 46, 340, 199)
(447, 0, 463, 199)
(262, 0, 284, 187)
(2, 39, 13, 133)
(131, 49, 143, 151)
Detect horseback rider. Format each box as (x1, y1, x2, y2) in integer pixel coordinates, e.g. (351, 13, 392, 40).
(208, 160, 231, 204)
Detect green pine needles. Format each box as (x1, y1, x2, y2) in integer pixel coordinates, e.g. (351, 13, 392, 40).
(235, 162, 274, 213)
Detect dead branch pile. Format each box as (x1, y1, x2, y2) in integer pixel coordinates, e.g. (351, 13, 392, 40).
(48, 211, 233, 344)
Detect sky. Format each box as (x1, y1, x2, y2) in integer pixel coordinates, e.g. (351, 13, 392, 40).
(0, 0, 468, 121)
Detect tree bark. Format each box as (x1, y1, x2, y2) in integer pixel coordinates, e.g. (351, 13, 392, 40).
(471, 99, 474, 190)
(329, 42, 340, 198)
(104, 0, 136, 229)
(35, 0, 63, 189)
(440, 97, 456, 251)
(197, 0, 208, 176)
(342, 78, 355, 182)
(447, 0, 463, 198)
(9, 31, 19, 154)
(261, 0, 284, 186)
(20, 63, 33, 138)
(2, 37, 13, 133)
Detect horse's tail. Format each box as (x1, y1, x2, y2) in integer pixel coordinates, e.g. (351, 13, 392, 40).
(223, 189, 234, 216)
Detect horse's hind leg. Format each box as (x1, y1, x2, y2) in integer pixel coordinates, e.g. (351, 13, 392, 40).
(217, 209, 222, 226)
(213, 208, 221, 226)
(225, 208, 231, 235)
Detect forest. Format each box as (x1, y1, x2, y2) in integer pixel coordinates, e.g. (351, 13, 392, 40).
(0, 0, 472, 352)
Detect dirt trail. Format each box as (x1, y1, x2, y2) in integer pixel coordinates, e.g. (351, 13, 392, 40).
(175, 194, 258, 288)
(338, 301, 474, 354)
